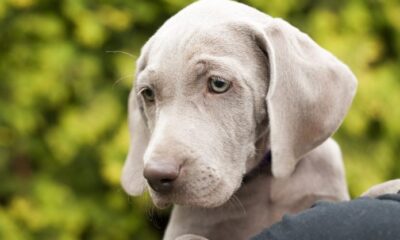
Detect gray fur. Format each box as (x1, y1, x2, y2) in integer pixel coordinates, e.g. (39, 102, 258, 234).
(362, 179, 400, 197)
(121, 0, 357, 239)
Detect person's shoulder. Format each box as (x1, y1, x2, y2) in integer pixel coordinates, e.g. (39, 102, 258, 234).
(376, 193, 400, 202)
(251, 194, 400, 240)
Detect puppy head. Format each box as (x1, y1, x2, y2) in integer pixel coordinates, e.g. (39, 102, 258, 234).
(121, 0, 357, 208)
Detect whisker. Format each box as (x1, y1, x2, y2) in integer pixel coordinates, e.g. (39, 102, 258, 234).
(255, 148, 266, 152)
(143, 194, 167, 230)
(105, 50, 136, 59)
(231, 194, 247, 216)
(145, 198, 157, 225)
(112, 73, 133, 87)
(227, 198, 239, 212)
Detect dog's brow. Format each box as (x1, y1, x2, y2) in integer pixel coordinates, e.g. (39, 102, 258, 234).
(135, 76, 148, 91)
(194, 60, 207, 76)
(136, 68, 157, 87)
(193, 56, 242, 82)
(194, 57, 233, 75)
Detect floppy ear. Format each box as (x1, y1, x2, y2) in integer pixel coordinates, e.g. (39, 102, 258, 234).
(121, 91, 150, 195)
(255, 18, 357, 178)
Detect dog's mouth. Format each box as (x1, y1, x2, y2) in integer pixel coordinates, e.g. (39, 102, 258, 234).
(148, 174, 237, 209)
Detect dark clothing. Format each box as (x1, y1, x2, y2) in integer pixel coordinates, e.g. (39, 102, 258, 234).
(252, 194, 400, 240)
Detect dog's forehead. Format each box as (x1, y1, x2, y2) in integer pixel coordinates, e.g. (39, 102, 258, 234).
(137, 0, 272, 72)
(149, 26, 242, 65)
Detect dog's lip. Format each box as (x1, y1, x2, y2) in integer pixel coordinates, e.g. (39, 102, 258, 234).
(149, 188, 173, 208)
(153, 198, 172, 209)
(151, 178, 235, 208)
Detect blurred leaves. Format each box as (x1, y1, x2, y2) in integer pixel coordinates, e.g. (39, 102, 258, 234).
(0, 0, 399, 239)
(0, 0, 162, 239)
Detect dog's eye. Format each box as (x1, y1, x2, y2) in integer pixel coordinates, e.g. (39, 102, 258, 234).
(208, 76, 231, 93)
(139, 87, 155, 102)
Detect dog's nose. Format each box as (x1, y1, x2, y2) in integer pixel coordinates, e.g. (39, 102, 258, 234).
(143, 162, 180, 193)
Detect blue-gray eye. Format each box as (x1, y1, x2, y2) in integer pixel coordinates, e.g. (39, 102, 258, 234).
(140, 88, 155, 102)
(208, 76, 231, 93)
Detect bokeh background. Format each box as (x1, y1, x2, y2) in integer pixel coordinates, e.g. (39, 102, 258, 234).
(0, 0, 399, 239)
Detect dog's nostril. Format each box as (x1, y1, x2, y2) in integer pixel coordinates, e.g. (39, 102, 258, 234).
(161, 178, 172, 183)
(143, 162, 180, 193)
(148, 179, 174, 193)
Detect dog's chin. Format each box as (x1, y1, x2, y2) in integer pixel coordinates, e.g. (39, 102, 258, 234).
(149, 180, 240, 209)
(151, 196, 173, 209)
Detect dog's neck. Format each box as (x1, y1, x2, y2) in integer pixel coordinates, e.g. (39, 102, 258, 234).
(242, 151, 271, 183)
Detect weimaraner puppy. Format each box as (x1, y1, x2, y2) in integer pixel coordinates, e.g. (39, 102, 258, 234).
(121, 0, 357, 239)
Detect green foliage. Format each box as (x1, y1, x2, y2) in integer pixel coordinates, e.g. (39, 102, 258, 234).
(0, 0, 399, 239)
